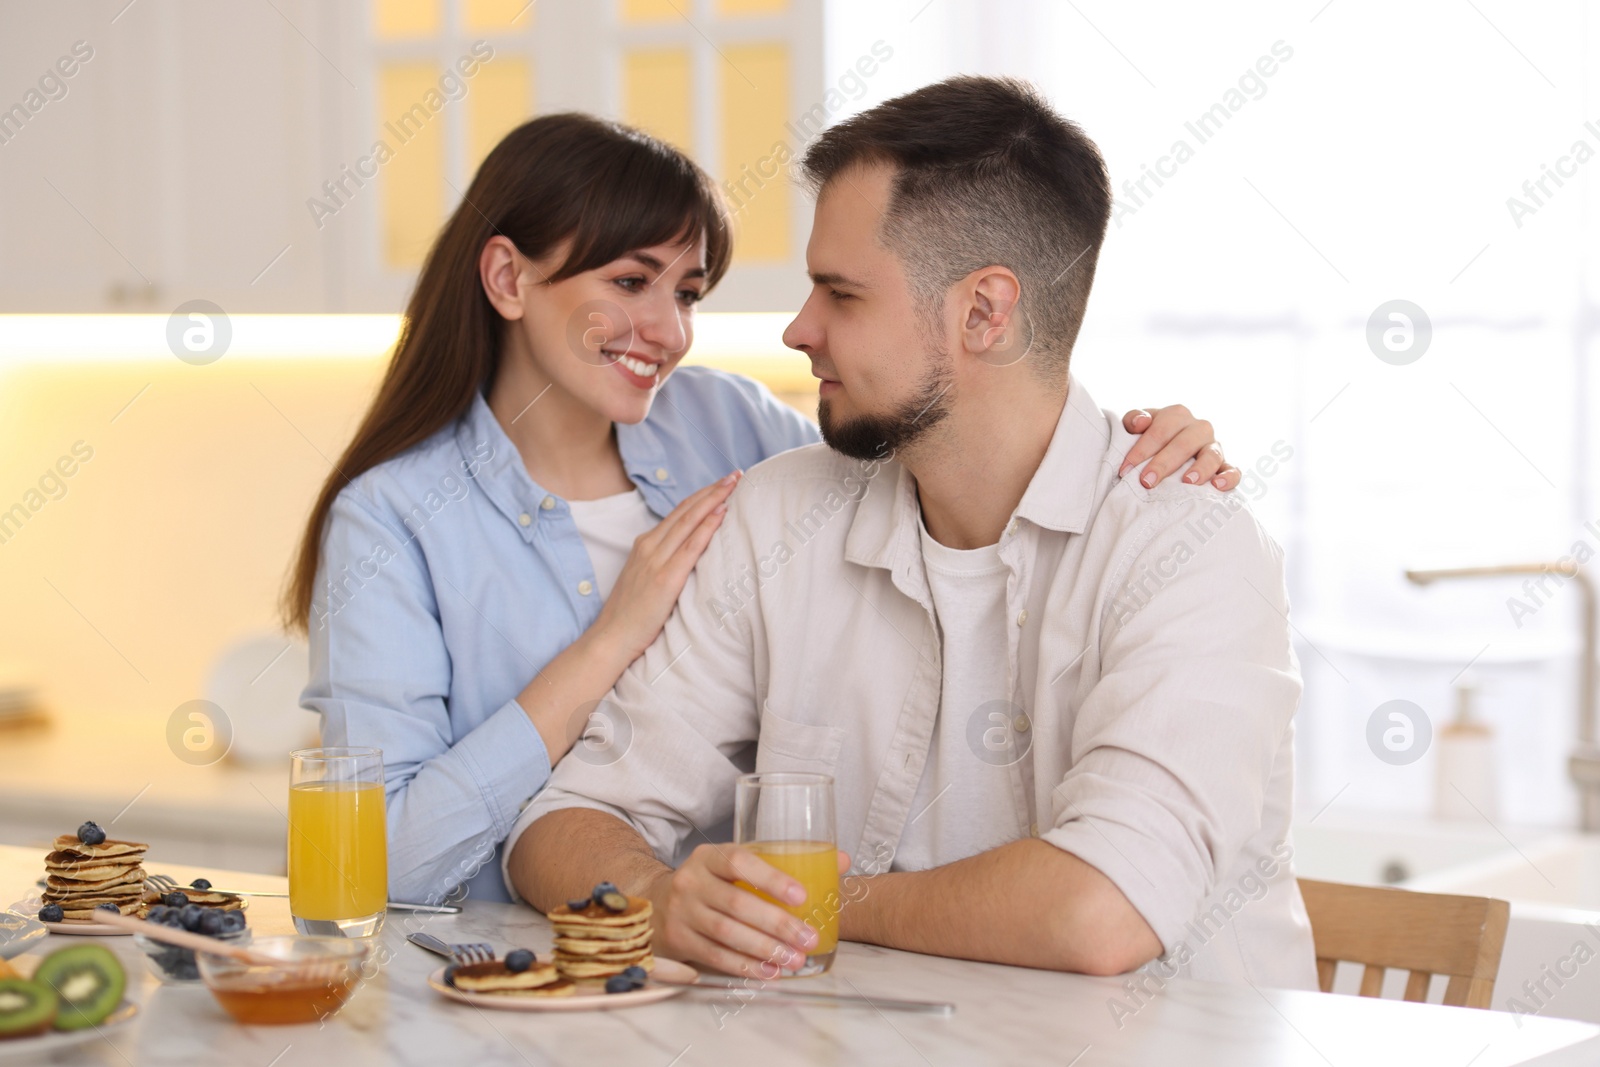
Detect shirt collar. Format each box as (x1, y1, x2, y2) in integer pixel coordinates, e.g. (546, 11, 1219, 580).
(844, 373, 1108, 573)
(844, 458, 921, 571)
(615, 415, 681, 512)
(456, 390, 547, 540)
(456, 389, 683, 538)
(1013, 373, 1108, 535)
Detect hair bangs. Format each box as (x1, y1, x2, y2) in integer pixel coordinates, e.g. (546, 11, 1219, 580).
(546, 129, 731, 289)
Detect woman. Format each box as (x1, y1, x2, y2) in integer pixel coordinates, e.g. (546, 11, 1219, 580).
(284, 113, 1239, 906)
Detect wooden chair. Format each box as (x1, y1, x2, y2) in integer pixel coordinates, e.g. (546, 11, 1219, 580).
(1298, 878, 1510, 1009)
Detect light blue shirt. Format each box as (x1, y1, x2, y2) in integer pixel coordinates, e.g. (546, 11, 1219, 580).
(303, 366, 819, 904)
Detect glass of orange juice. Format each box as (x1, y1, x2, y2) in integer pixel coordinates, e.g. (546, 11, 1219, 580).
(288, 748, 387, 938)
(733, 772, 838, 977)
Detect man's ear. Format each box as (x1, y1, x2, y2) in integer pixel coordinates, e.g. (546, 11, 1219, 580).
(480, 235, 528, 321)
(959, 266, 1026, 365)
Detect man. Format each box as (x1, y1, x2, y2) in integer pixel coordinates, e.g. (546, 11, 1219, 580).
(505, 75, 1316, 989)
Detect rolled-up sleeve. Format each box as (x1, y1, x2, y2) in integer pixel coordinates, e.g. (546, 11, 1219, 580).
(1041, 493, 1301, 953)
(501, 489, 763, 902)
(305, 486, 552, 905)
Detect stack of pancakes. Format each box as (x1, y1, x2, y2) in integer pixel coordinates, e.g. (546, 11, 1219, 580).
(451, 959, 572, 997)
(42, 834, 148, 920)
(549, 897, 655, 980)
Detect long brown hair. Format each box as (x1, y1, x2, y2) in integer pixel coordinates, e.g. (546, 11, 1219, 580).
(283, 113, 733, 632)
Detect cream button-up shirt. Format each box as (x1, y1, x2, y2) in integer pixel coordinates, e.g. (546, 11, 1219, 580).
(506, 376, 1317, 990)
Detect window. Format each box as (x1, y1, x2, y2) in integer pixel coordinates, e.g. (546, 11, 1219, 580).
(356, 0, 820, 307)
(370, 0, 536, 269)
(615, 0, 820, 305)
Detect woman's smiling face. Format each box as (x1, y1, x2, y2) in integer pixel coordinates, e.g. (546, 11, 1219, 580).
(505, 233, 709, 426)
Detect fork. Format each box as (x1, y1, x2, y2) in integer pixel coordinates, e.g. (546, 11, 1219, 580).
(408, 932, 494, 964)
(146, 873, 273, 897)
(146, 873, 461, 914)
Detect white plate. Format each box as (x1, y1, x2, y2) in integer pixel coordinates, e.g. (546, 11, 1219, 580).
(11, 890, 247, 937)
(9, 896, 131, 937)
(0, 1001, 138, 1061)
(0, 913, 46, 959)
(38, 920, 134, 937)
(427, 959, 694, 1012)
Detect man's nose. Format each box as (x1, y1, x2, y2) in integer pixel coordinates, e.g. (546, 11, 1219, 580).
(783, 293, 820, 353)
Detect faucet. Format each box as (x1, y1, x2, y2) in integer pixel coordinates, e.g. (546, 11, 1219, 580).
(1405, 563, 1600, 832)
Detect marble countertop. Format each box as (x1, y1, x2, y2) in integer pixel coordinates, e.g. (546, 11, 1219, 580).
(3, 844, 1598, 1066)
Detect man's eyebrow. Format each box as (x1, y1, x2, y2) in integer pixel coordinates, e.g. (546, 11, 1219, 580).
(809, 270, 869, 290)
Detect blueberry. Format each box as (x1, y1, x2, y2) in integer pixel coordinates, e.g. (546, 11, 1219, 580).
(189, 878, 212, 891)
(198, 909, 226, 936)
(146, 905, 169, 922)
(591, 881, 618, 905)
(221, 910, 247, 932)
(179, 904, 203, 931)
(95, 902, 120, 915)
(174, 960, 200, 981)
(38, 903, 63, 923)
(162, 891, 188, 908)
(565, 898, 591, 913)
(599, 891, 629, 913)
(76, 821, 106, 846)
(604, 975, 637, 994)
(443, 964, 458, 987)
(621, 965, 648, 983)
(504, 949, 535, 972)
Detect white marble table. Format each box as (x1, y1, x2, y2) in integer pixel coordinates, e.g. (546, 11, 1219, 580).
(4, 845, 1598, 1066)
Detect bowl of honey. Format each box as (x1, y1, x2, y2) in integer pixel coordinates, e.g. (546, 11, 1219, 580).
(197, 936, 370, 1025)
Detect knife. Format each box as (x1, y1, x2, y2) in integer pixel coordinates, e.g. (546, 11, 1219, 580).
(668, 974, 954, 1016)
(199, 889, 461, 914)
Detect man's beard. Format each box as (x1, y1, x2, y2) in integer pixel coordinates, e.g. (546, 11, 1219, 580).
(817, 354, 952, 462)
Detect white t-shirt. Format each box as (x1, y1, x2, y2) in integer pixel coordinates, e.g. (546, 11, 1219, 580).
(894, 515, 1023, 872)
(567, 489, 657, 601)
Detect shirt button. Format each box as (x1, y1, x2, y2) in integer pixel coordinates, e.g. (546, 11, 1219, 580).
(1014, 713, 1031, 733)
(655, 467, 670, 481)
(1007, 520, 1018, 536)
(540, 495, 556, 510)
(1016, 610, 1028, 627)
(517, 512, 532, 527)
(577, 580, 594, 596)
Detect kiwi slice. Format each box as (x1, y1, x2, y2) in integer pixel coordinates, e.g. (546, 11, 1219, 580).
(0, 978, 58, 1039)
(31, 945, 124, 1032)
